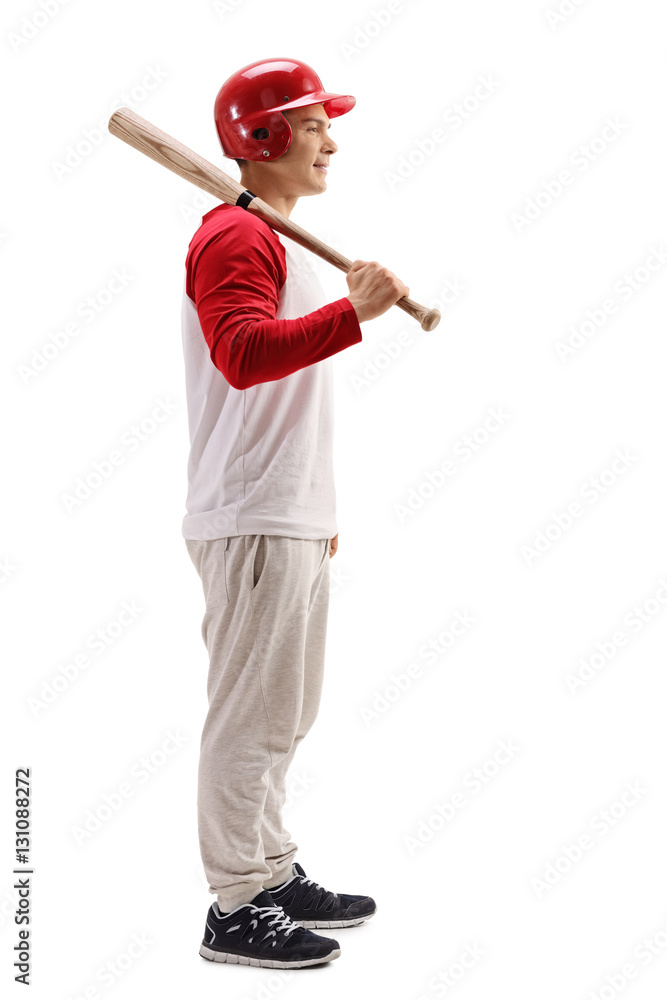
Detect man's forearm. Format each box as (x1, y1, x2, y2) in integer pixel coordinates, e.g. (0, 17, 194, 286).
(208, 296, 362, 390)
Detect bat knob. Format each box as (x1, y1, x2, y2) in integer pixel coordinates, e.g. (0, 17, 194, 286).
(421, 308, 441, 332)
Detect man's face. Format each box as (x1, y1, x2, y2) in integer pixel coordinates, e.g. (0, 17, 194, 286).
(270, 103, 338, 196)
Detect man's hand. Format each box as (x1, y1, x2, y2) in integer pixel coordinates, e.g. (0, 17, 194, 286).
(345, 260, 410, 324)
(329, 533, 338, 558)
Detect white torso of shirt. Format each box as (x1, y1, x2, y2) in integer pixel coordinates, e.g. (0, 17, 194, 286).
(181, 233, 337, 541)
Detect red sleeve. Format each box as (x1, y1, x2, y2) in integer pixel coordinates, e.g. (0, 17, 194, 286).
(187, 215, 363, 390)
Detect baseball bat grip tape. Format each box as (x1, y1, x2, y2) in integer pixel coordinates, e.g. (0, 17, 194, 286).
(108, 107, 440, 332)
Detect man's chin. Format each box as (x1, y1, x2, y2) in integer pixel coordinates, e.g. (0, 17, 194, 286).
(299, 182, 327, 197)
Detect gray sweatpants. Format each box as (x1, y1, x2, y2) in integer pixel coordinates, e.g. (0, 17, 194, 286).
(185, 533, 330, 911)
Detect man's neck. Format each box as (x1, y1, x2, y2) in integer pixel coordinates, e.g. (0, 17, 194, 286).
(239, 172, 297, 219)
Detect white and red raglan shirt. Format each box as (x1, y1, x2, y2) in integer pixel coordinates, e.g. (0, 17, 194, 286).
(181, 202, 363, 541)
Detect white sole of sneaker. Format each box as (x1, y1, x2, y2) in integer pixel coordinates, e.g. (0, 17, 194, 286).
(199, 944, 341, 968)
(295, 911, 377, 929)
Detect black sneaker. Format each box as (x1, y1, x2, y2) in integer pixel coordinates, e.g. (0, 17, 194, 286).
(199, 889, 341, 968)
(268, 862, 377, 928)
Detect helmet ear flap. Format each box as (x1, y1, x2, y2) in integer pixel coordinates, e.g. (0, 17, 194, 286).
(243, 110, 292, 160)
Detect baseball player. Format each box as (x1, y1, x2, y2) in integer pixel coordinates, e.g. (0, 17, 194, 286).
(182, 57, 409, 969)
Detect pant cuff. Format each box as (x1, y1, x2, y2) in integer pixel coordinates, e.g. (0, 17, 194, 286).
(216, 885, 264, 912)
(263, 861, 295, 889)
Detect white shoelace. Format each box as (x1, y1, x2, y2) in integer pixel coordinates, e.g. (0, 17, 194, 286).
(254, 904, 297, 936)
(300, 875, 337, 899)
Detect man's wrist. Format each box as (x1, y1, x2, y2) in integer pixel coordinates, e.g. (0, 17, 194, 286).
(344, 296, 365, 324)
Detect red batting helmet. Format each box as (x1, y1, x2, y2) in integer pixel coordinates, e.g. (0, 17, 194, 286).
(214, 57, 356, 162)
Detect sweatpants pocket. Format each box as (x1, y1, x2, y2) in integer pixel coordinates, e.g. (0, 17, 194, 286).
(247, 534, 268, 592)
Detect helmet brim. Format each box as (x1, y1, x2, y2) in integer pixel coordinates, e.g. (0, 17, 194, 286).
(273, 91, 356, 119)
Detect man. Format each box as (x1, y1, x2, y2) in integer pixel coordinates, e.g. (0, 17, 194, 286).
(182, 57, 409, 969)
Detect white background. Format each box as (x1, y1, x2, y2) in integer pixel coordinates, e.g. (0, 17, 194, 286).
(2, 0, 667, 997)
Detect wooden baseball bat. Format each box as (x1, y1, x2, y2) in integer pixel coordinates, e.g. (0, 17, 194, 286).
(107, 107, 440, 332)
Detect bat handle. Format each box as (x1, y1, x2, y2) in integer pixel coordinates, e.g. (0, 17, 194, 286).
(394, 295, 441, 331)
